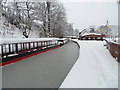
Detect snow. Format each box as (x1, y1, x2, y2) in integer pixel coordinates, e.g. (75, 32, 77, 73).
(0, 16, 23, 38)
(0, 38, 59, 44)
(60, 40, 118, 88)
(0, 15, 42, 38)
(33, 20, 43, 25)
(105, 38, 120, 44)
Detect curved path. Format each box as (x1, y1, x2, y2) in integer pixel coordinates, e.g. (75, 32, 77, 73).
(2, 41, 79, 88)
(60, 41, 118, 88)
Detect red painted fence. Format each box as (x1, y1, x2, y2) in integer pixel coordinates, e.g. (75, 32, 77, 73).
(0, 40, 59, 59)
(107, 42, 120, 62)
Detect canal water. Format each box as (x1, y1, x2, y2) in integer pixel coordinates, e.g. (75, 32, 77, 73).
(2, 41, 79, 88)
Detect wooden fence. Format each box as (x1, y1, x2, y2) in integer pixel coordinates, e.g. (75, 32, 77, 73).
(107, 42, 120, 62)
(0, 40, 59, 59)
(0, 39, 69, 66)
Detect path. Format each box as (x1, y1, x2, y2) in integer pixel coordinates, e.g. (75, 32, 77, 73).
(2, 41, 79, 88)
(60, 41, 118, 88)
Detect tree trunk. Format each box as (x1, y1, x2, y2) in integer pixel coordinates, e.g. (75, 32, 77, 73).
(46, 1, 51, 37)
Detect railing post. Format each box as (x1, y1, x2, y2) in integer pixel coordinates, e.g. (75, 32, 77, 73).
(49, 41, 50, 47)
(1, 45, 4, 59)
(24, 43, 26, 50)
(43, 41, 44, 48)
(25, 43, 26, 50)
(29, 42, 31, 51)
(40, 41, 43, 49)
(39, 42, 41, 48)
(25, 43, 27, 50)
(20, 43, 22, 52)
(57, 40, 58, 45)
(50, 41, 51, 45)
(50, 40, 52, 46)
(15, 43, 18, 54)
(37, 42, 38, 49)
(55, 40, 57, 45)
(12, 44, 14, 53)
(44, 41, 45, 48)
(23, 43, 25, 52)
(44, 41, 46, 48)
(9, 44, 11, 53)
(46, 41, 48, 48)
(45, 41, 46, 47)
(5, 45, 7, 57)
(33, 42, 35, 49)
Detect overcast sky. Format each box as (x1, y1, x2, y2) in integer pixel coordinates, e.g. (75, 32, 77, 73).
(61, 0, 118, 31)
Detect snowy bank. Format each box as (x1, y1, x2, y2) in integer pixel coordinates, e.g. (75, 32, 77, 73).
(60, 40, 118, 88)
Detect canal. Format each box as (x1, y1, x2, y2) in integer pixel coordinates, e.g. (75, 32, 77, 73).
(2, 41, 79, 88)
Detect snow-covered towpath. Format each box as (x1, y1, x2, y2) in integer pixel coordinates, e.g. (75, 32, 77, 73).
(60, 40, 118, 88)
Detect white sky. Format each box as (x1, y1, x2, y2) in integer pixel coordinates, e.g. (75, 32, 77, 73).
(2, 0, 118, 31)
(60, 0, 117, 2)
(61, 0, 118, 31)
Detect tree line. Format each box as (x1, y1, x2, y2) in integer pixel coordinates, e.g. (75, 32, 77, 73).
(1, 0, 74, 38)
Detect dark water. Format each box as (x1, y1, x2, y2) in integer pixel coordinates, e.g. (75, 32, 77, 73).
(2, 41, 79, 88)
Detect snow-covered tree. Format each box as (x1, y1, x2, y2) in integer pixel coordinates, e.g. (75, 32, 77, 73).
(89, 25, 96, 33)
(1, 0, 73, 38)
(73, 29, 79, 36)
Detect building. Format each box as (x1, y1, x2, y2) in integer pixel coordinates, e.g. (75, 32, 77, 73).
(79, 33, 106, 40)
(95, 20, 111, 37)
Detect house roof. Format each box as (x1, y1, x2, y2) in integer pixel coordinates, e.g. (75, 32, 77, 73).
(81, 33, 101, 36)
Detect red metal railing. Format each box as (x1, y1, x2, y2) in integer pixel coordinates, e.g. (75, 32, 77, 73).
(107, 42, 120, 62)
(0, 40, 59, 59)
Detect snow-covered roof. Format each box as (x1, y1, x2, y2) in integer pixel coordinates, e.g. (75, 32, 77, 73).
(60, 40, 118, 88)
(65, 36, 77, 38)
(81, 33, 101, 36)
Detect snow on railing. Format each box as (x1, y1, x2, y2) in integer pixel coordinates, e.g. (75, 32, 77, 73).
(0, 38, 59, 44)
(0, 38, 61, 59)
(104, 38, 120, 44)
